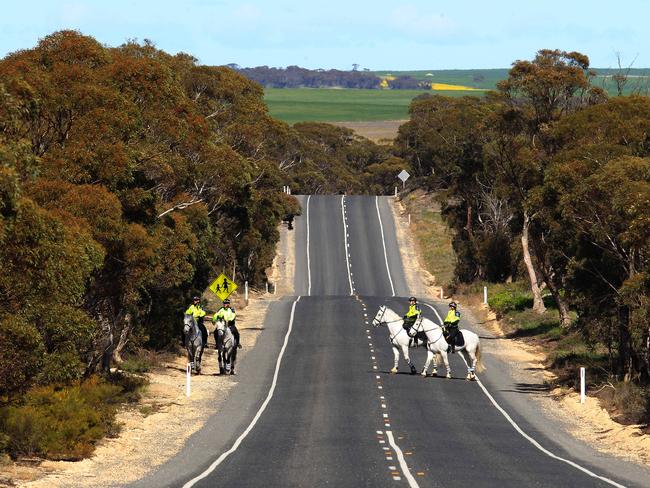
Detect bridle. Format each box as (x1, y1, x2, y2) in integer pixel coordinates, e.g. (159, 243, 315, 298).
(410, 318, 444, 343)
(372, 306, 403, 328)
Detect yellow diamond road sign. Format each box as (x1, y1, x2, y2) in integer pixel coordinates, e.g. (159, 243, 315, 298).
(209, 273, 238, 301)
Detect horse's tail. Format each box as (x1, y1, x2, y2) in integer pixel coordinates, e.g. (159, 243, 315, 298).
(475, 341, 486, 373)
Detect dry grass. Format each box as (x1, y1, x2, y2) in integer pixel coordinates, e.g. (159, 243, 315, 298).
(331, 119, 406, 143)
(399, 190, 455, 287)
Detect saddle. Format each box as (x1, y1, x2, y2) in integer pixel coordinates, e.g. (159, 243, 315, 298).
(406, 318, 427, 347)
(443, 326, 465, 348)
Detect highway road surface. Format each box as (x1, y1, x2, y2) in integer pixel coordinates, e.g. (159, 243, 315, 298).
(133, 195, 650, 488)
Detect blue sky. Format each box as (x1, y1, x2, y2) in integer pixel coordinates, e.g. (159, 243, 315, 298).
(1, 1, 648, 69)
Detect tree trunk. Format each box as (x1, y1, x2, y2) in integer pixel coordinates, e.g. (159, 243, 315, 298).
(112, 313, 133, 364)
(466, 205, 473, 240)
(529, 235, 571, 327)
(521, 212, 546, 314)
(546, 279, 572, 327)
(618, 306, 631, 381)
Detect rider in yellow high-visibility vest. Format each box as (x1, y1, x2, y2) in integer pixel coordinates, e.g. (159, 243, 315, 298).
(443, 302, 461, 353)
(213, 298, 241, 350)
(403, 296, 421, 331)
(185, 296, 208, 346)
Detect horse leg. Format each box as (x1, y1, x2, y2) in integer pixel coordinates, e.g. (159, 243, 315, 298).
(195, 344, 203, 374)
(391, 346, 399, 374)
(430, 352, 438, 376)
(464, 349, 477, 381)
(230, 349, 237, 375)
(422, 349, 433, 376)
(403, 346, 416, 375)
(441, 350, 451, 378)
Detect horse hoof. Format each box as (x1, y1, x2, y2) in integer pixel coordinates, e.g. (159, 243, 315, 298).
(446, 373, 452, 379)
(431, 369, 437, 377)
(467, 373, 476, 381)
(390, 368, 398, 374)
(230, 370, 236, 375)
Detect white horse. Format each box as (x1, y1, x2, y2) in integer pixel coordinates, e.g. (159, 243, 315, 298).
(371, 305, 428, 376)
(410, 314, 485, 380)
(372, 305, 485, 380)
(213, 318, 238, 375)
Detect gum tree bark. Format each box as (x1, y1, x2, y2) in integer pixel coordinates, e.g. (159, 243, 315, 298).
(521, 211, 546, 314)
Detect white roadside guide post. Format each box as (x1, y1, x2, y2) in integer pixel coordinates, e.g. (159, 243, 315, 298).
(186, 363, 191, 397)
(484, 286, 488, 304)
(580, 367, 586, 404)
(394, 186, 398, 197)
(245, 281, 249, 303)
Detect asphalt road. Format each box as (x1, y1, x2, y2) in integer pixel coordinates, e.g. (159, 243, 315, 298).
(134, 195, 650, 488)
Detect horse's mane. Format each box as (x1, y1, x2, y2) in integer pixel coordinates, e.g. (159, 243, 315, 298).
(382, 306, 402, 322)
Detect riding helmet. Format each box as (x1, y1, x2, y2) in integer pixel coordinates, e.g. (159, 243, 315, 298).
(192, 296, 200, 301)
(409, 296, 417, 302)
(223, 298, 231, 305)
(448, 301, 457, 308)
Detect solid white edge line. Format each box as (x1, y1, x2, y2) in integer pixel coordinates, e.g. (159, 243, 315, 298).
(385, 430, 420, 488)
(422, 301, 626, 488)
(306, 195, 312, 296)
(183, 296, 302, 488)
(375, 196, 395, 297)
(341, 195, 354, 295)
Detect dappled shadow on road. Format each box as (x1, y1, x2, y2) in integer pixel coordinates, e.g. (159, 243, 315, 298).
(500, 382, 550, 395)
(370, 370, 470, 381)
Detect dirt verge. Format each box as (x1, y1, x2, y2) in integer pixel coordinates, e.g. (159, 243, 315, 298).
(3, 224, 295, 488)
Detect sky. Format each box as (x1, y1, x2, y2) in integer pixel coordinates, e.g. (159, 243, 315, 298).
(1, 1, 648, 70)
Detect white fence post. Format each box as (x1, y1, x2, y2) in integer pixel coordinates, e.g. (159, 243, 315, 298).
(580, 367, 586, 403)
(408, 213, 411, 225)
(245, 280, 249, 303)
(483, 286, 488, 305)
(265, 282, 269, 294)
(440, 288, 444, 299)
(394, 186, 398, 197)
(186, 363, 191, 397)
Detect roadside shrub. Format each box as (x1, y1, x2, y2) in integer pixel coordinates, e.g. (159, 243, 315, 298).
(488, 289, 533, 316)
(0, 375, 144, 460)
(0, 318, 44, 396)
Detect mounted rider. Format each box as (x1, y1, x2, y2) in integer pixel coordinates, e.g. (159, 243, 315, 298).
(403, 297, 426, 344)
(443, 302, 461, 353)
(213, 298, 242, 349)
(185, 295, 208, 346)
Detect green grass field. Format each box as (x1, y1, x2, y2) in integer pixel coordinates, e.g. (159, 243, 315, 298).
(264, 88, 481, 124)
(265, 68, 650, 124)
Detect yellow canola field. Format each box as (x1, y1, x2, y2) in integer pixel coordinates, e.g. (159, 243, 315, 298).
(430, 82, 483, 91)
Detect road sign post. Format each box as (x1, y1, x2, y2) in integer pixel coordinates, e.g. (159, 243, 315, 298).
(397, 169, 410, 192)
(580, 367, 586, 404)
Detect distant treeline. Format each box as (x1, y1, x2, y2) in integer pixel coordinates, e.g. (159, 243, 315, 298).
(232, 65, 425, 89)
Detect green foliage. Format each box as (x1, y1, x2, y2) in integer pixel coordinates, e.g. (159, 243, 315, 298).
(488, 288, 534, 316)
(0, 376, 143, 460)
(0, 318, 44, 396)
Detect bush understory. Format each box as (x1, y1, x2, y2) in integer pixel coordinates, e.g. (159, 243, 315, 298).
(478, 282, 650, 427)
(0, 374, 146, 460)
